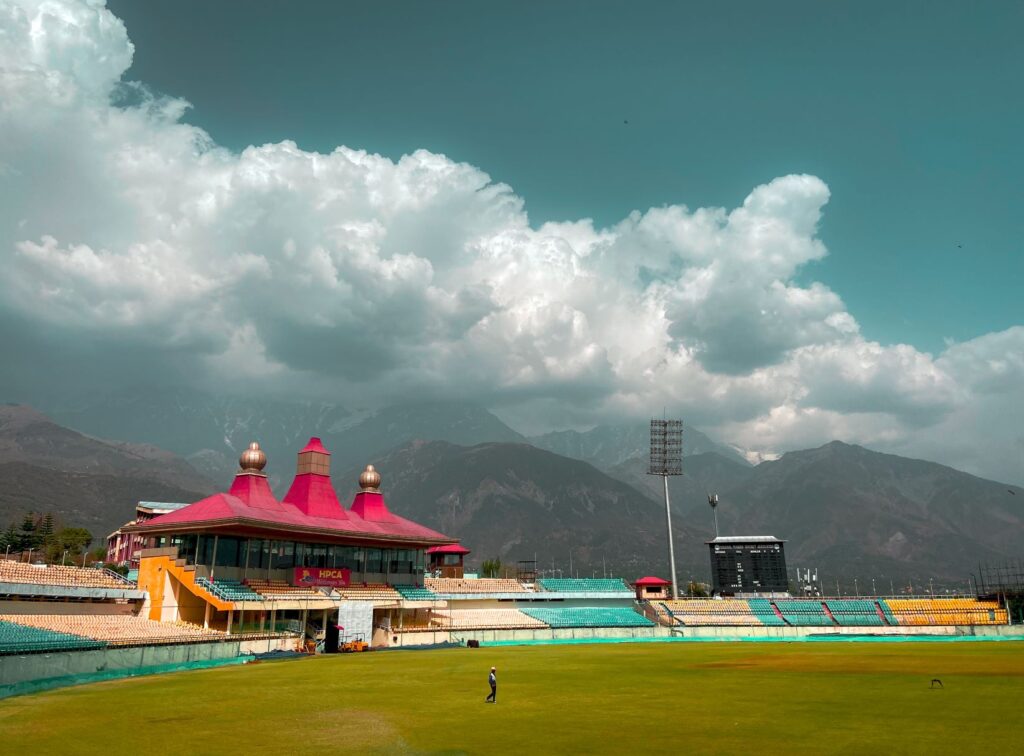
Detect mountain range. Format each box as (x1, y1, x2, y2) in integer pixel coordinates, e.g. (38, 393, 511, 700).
(0, 404, 214, 539)
(530, 423, 749, 468)
(4, 392, 1021, 584)
(47, 390, 524, 488)
(337, 440, 706, 578)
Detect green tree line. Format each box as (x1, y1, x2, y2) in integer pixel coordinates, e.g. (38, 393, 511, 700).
(0, 512, 104, 564)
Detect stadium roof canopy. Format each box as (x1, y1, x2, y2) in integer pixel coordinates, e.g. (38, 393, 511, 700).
(125, 438, 451, 548)
(137, 501, 190, 512)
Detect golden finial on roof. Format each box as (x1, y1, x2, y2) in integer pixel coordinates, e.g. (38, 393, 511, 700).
(239, 441, 267, 473)
(359, 464, 381, 492)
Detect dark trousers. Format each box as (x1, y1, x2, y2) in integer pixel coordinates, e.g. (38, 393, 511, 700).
(486, 684, 496, 702)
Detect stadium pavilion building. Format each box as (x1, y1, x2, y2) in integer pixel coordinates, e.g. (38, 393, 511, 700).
(124, 438, 453, 645)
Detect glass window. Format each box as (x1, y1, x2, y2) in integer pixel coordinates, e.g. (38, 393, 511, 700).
(199, 536, 215, 567)
(390, 549, 413, 574)
(272, 541, 295, 569)
(247, 539, 266, 570)
(176, 534, 197, 563)
(335, 546, 358, 571)
(215, 537, 239, 567)
(365, 548, 382, 573)
(312, 544, 327, 568)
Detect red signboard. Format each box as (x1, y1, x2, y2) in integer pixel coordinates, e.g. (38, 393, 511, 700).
(293, 566, 351, 587)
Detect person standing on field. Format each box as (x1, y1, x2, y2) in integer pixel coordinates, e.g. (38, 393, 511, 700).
(485, 666, 497, 703)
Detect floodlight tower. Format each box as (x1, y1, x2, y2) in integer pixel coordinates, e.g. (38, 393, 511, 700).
(708, 493, 720, 538)
(649, 419, 683, 599)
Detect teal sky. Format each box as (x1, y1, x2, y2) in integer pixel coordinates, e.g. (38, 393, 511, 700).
(109, 0, 1022, 356)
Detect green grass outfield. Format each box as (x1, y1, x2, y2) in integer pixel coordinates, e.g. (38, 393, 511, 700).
(2, 641, 1023, 754)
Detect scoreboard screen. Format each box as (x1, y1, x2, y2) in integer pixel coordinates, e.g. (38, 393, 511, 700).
(708, 537, 788, 595)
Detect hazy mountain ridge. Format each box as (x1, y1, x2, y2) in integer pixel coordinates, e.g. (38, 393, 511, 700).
(530, 423, 750, 469)
(0, 404, 214, 493)
(0, 404, 215, 537)
(321, 402, 527, 475)
(48, 387, 354, 485)
(48, 392, 527, 489)
(340, 440, 709, 576)
(709, 441, 1024, 582)
(0, 462, 210, 539)
(607, 450, 755, 522)
(8, 395, 1022, 584)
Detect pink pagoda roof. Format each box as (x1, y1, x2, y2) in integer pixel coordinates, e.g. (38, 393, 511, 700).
(299, 437, 330, 454)
(426, 543, 471, 555)
(129, 438, 450, 546)
(282, 466, 350, 520)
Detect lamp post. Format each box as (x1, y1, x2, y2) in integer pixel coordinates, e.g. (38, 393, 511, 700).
(708, 494, 720, 538)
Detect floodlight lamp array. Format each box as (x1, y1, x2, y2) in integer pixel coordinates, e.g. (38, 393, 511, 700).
(649, 419, 683, 476)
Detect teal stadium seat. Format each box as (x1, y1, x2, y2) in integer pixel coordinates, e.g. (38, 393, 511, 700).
(393, 585, 438, 601)
(0, 619, 106, 655)
(774, 600, 834, 626)
(519, 607, 654, 628)
(536, 578, 631, 593)
(878, 600, 899, 625)
(825, 599, 884, 626)
(746, 599, 786, 626)
(196, 578, 264, 602)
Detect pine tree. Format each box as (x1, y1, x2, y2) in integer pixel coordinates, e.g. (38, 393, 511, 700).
(18, 513, 39, 551)
(0, 522, 16, 552)
(38, 512, 56, 546)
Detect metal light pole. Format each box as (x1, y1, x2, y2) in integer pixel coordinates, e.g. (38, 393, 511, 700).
(649, 419, 683, 600)
(708, 494, 720, 538)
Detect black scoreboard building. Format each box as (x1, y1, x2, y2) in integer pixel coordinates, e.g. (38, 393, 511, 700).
(708, 536, 788, 596)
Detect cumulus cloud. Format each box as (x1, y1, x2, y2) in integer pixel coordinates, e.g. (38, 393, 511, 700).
(0, 0, 1021, 484)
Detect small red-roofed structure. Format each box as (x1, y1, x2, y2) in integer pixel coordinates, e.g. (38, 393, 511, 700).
(634, 576, 671, 601)
(426, 542, 471, 578)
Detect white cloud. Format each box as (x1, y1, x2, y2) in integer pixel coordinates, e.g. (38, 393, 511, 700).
(0, 0, 1021, 484)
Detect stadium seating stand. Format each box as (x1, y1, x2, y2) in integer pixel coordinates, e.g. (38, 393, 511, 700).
(519, 606, 654, 628)
(537, 578, 631, 593)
